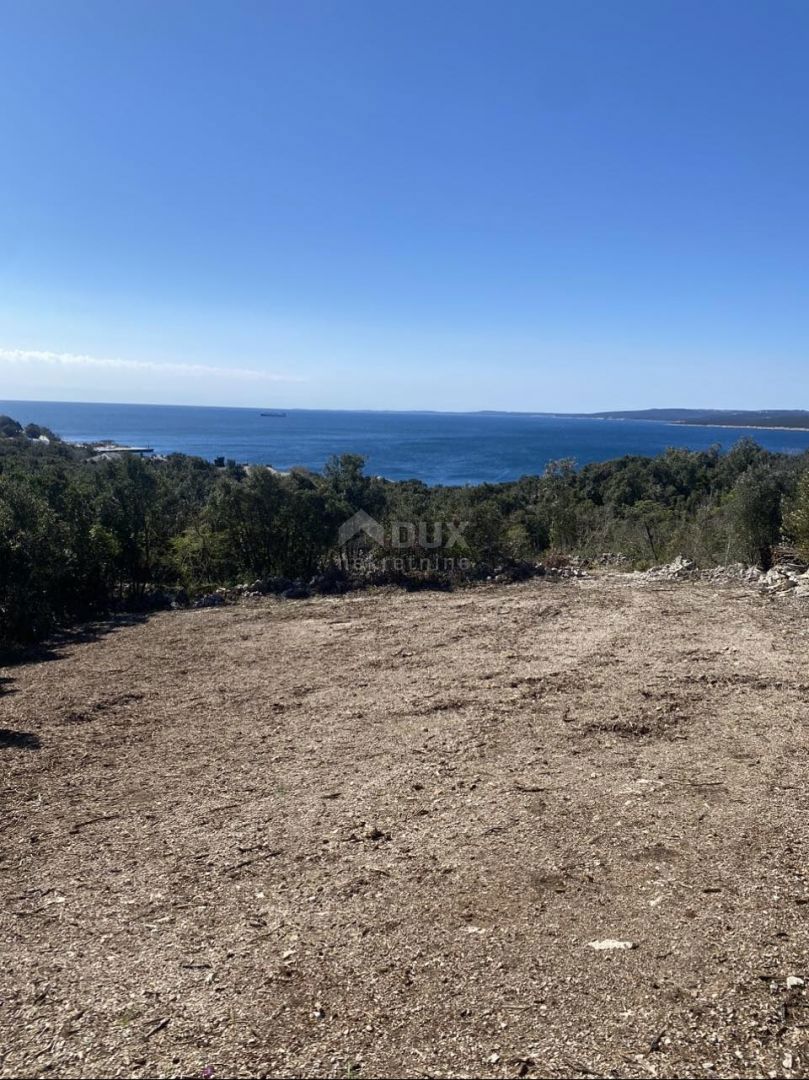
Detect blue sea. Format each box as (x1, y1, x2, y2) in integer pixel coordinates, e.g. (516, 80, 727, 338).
(4, 400, 809, 487)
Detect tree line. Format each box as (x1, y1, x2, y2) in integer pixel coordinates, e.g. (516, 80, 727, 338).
(2, 412, 809, 650)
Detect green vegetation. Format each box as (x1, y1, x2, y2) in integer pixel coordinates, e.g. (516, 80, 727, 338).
(587, 408, 809, 429)
(786, 470, 809, 563)
(2, 415, 809, 651)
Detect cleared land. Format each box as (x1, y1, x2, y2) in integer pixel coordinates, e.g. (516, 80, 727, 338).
(1, 576, 808, 1079)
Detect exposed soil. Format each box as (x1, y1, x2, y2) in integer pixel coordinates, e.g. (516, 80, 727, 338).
(2, 576, 809, 1079)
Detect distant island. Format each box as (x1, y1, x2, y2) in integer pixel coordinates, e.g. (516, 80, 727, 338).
(582, 408, 809, 431)
(471, 408, 809, 430)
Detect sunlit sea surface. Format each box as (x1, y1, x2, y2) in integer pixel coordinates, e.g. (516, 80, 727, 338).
(5, 400, 809, 486)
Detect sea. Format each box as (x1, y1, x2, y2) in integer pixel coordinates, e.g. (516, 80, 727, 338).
(4, 399, 809, 487)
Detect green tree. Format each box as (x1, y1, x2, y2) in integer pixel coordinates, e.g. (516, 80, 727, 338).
(726, 468, 782, 567)
(786, 470, 809, 560)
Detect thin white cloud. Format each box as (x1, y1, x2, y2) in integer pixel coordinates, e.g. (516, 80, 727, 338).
(0, 347, 305, 383)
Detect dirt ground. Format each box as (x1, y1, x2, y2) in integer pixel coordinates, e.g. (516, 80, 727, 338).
(2, 575, 809, 1079)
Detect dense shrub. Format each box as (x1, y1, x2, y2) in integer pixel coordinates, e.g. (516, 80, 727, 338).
(786, 470, 809, 560)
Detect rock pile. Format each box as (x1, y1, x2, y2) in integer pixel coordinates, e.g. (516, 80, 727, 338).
(760, 565, 809, 597)
(191, 567, 350, 607)
(700, 563, 765, 585)
(544, 564, 588, 579)
(633, 554, 697, 582)
(629, 554, 809, 598)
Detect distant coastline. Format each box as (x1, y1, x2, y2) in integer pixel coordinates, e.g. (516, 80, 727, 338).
(673, 421, 809, 433)
(583, 408, 809, 432)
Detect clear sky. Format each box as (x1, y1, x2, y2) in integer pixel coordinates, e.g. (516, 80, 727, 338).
(1, 0, 807, 411)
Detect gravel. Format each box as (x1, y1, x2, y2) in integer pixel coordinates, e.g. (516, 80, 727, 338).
(1, 577, 808, 1078)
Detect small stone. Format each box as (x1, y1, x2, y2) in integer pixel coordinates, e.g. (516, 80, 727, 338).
(786, 976, 804, 989)
(588, 938, 636, 950)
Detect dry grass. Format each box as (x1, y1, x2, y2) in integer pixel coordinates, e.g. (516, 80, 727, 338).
(1, 576, 809, 1078)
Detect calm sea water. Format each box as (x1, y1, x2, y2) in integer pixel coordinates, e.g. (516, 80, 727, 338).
(4, 399, 809, 486)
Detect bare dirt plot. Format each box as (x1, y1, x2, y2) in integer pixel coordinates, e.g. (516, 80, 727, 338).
(1, 577, 808, 1079)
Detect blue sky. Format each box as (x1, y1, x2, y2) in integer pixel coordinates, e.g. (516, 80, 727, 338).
(1, 0, 807, 411)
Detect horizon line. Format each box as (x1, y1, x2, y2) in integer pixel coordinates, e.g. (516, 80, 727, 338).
(3, 397, 807, 417)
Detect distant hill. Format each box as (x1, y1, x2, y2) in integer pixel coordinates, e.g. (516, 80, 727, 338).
(585, 408, 809, 430)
